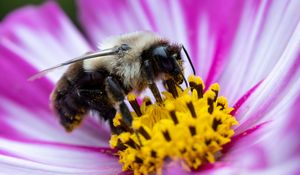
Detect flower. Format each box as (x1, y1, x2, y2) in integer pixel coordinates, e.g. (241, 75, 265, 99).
(1, 0, 300, 175)
(111, 76, 239, 174)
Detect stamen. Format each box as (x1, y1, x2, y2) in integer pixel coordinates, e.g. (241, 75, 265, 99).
(143, 97, 152, 106)
(169, 111, 178, 124)
(135, 156, 144, 164)
(188, 75, 204, 98)
(164, 79, 178, 97)
(212, 118, 222, 131)
(216, 97, 229, 111)
(162, 130, 172, 142)
(205, 91, 215, 114)
(151, 150, 157, 158)
(166, 103, 178, 124)
(128, 93, 142, 116)
(207, 98, 214, 114)
(210, 84, 220, 101)
(186, 101, 197, 118)
(125, 138, 140, 149)
(205, 139, 212, 145)
(135, 131, 143, 146)
(138, 127, 151, 140)
(217, 102, 225, 110)
(189, 126, 196, 136)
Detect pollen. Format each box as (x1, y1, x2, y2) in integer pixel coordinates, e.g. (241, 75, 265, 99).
(109, 75, 238, 175)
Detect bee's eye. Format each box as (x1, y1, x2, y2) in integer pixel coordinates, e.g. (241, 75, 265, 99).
(152, 46, 174, 71)
(153, 46, 168, 59)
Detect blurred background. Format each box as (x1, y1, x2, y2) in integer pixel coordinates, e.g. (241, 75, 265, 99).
(0, 1, 78, 26)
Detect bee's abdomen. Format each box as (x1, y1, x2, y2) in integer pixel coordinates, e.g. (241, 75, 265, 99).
(51, 63, 115, 132)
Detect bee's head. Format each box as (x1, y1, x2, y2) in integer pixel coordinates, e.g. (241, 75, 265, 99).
(151, 44, 185, 85)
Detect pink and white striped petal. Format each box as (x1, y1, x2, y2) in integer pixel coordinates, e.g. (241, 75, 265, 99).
(0, 138, 121, 175)
(0, 1, 90, 82)
(217, 95, 300, 175)
(234, 18, 300, 133)
(0, 2, 110, 146)
(220, 0, 300, 104)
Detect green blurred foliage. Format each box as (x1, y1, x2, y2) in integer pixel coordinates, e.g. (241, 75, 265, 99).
(0, 0, 79, 27)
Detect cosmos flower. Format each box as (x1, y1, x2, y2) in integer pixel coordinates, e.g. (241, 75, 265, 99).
(1, 0, 300, 174)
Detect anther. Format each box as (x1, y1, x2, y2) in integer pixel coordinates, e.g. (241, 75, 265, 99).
(169, 110, 178, 124)
(209, 84, 220, 101)
(162, 130, 171, 142)
(217, 102, 225, 110)
(151, 150, 157, 158)
(188, 75, 204, 98)
(125, 138, 140, 149)
(207, 98, 214, 114)
(212, 89, 218, 101)
(217, 97, 227, 111)
(187, 101, 197, 118)
(205, 139, 212, 145)
(212, 118, 222, 131)
(135, 131, 143, 146)
(166, 103, 179, 124)
(189, 82, 203, 98)
(144, 97, 152, 106)
(138, 127, 151, 140)
(116, 139, 127, 151)
(189, 126, 196, 136)
(164, 79, 178, 98)
(128, 93, 142, 116)
(135, 156, 144, 164)
(180, 148, 187, 154)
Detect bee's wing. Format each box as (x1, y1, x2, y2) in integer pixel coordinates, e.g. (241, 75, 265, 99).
(28, 44, 131, 81)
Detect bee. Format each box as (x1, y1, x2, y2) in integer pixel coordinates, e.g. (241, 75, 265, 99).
(30, 31, 195, 133)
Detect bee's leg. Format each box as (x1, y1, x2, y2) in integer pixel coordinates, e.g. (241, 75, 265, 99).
(143, 60, 163, 103)
(105, 76, 133, 127)
(77, 88, 124, 134)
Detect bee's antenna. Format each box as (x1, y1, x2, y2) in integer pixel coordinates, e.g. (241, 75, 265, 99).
(181, 45, 196, 75)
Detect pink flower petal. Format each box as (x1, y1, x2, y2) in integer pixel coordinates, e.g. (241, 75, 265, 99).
(0, 1, 91, 82)
(0, 2, 110, 146)
(0, 138, 121, 174)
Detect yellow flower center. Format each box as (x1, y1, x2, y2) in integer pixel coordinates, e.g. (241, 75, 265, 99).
(109, 75, 238, 175)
